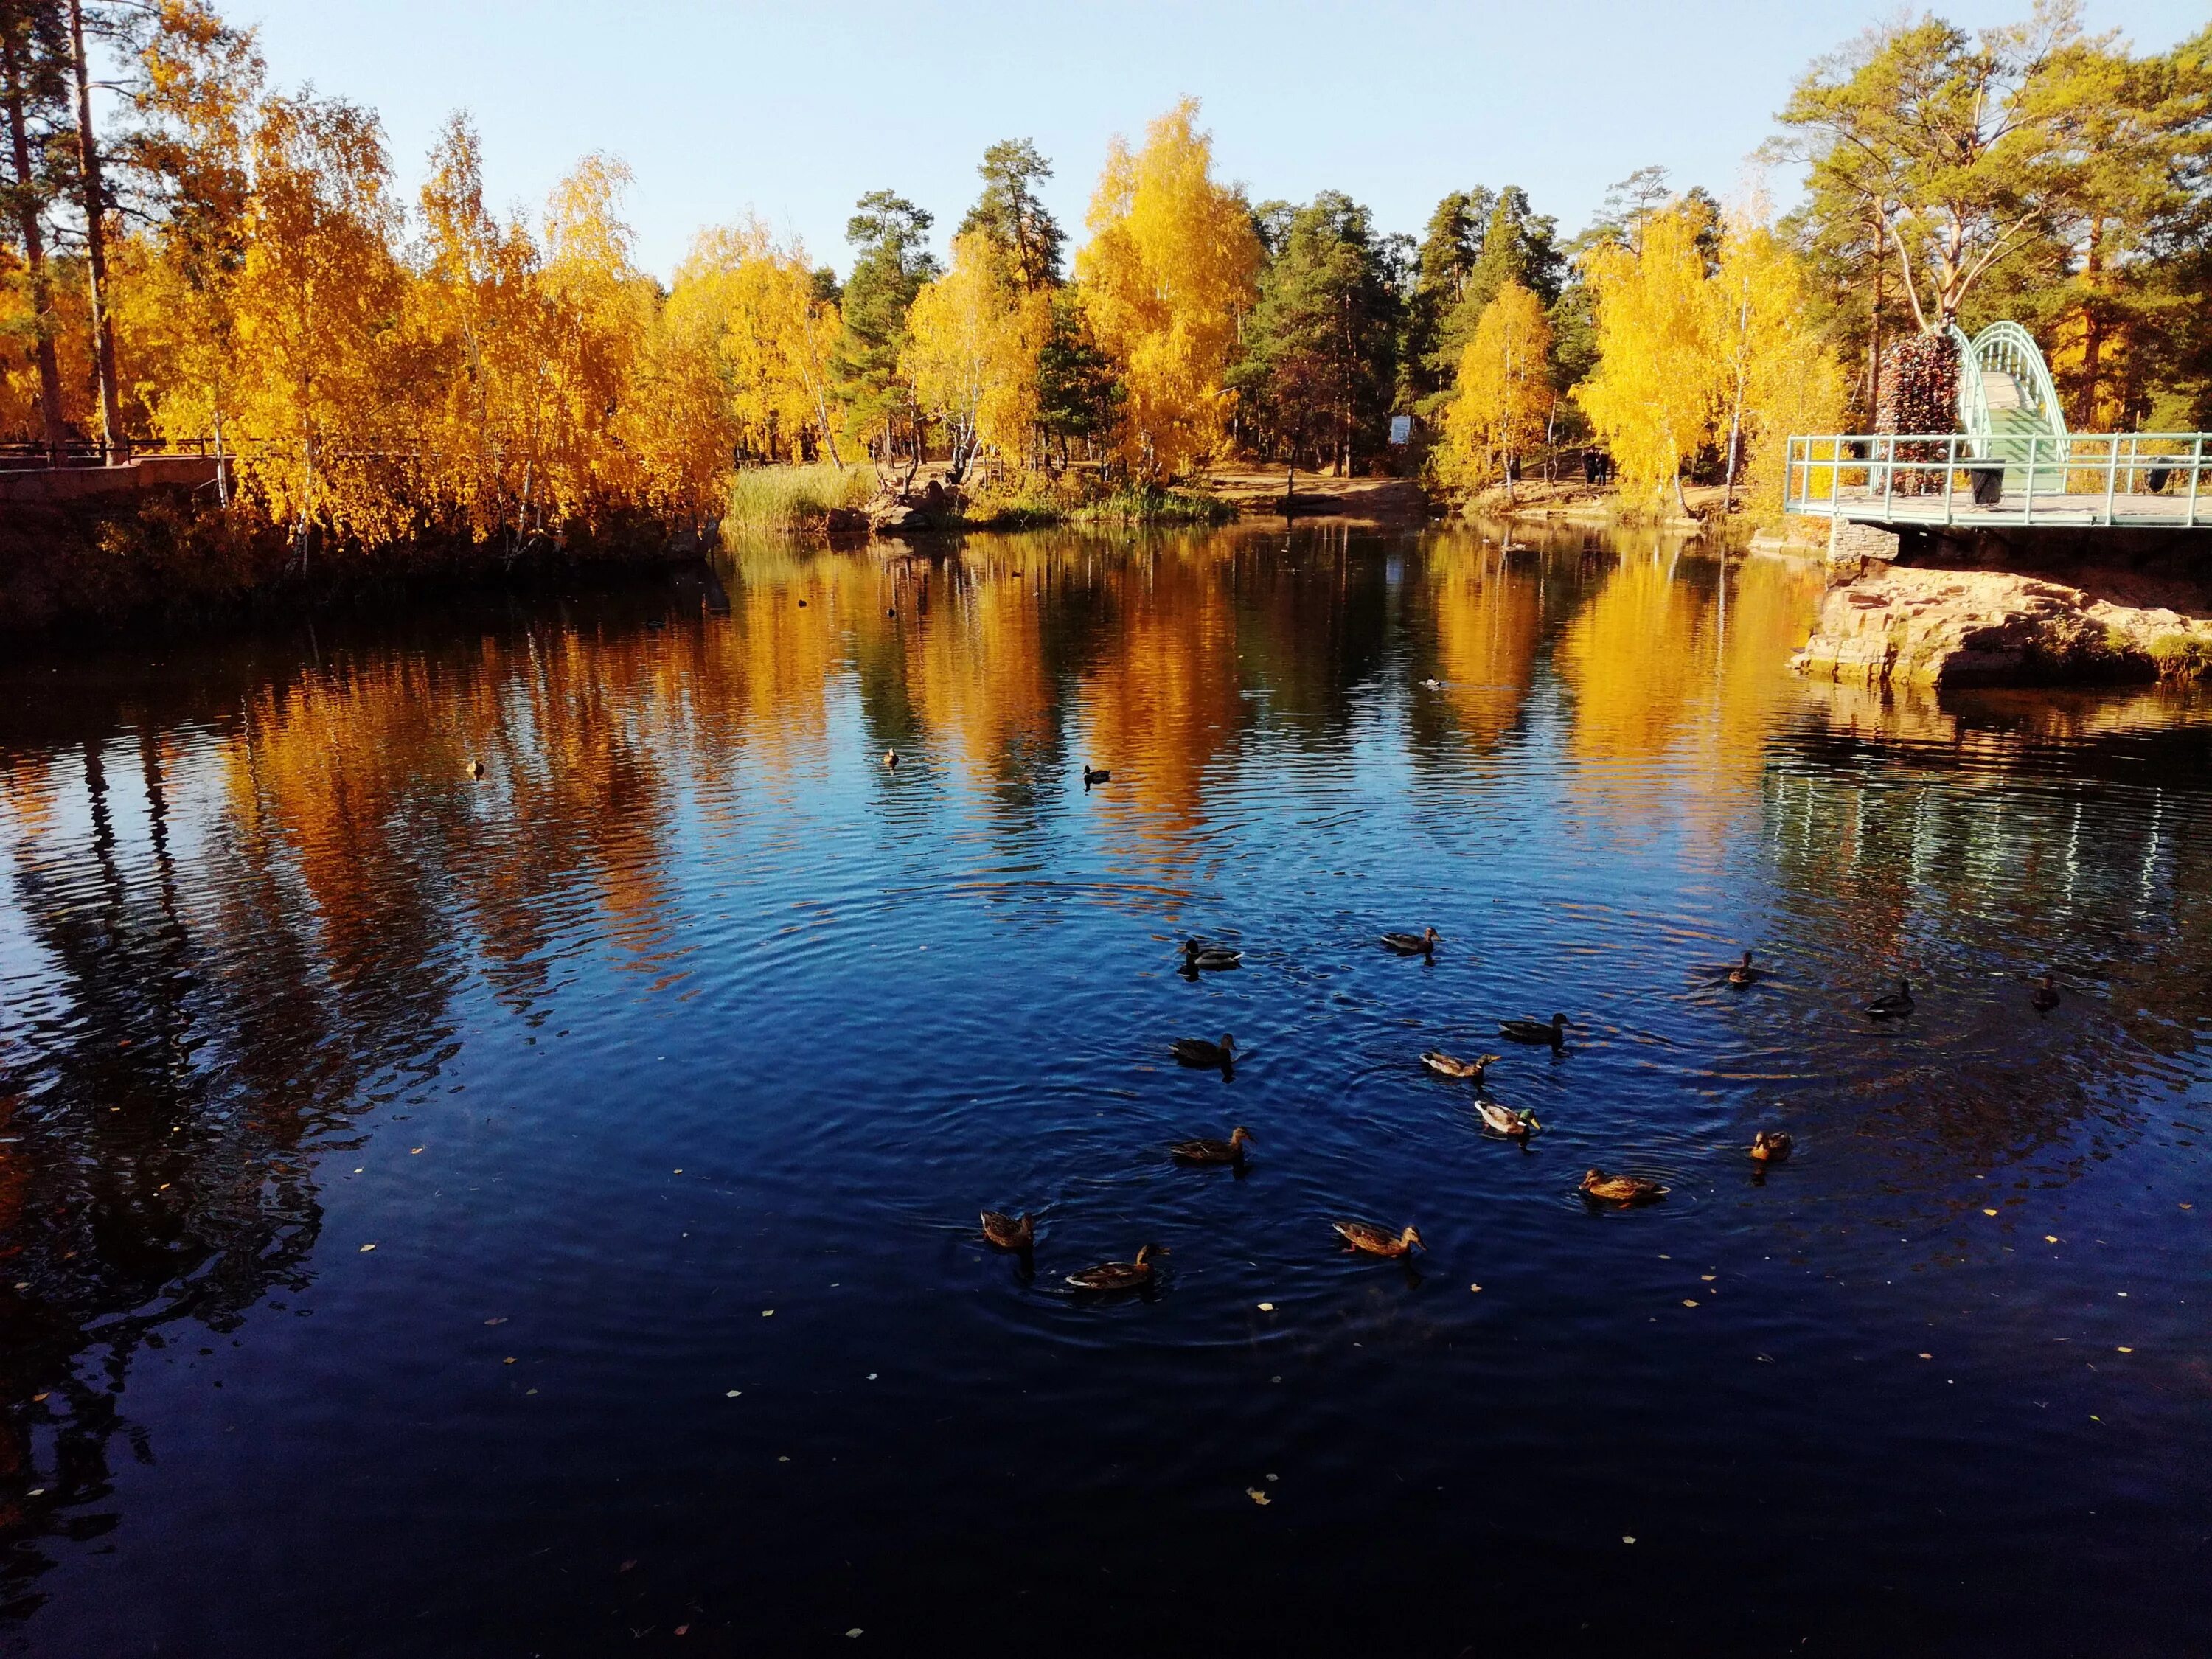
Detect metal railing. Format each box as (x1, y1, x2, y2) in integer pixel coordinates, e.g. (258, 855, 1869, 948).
(1784, 432, 2209, 529)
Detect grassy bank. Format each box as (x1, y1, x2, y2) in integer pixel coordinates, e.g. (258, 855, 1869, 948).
(724, 463, 878, 532)
(723, 465, 1236, 535)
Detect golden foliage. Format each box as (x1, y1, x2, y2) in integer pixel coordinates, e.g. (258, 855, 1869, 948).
(1574, 204, 1724, 505)
(1711, 217, 1848, 521)
(1440, 279, 1553, 490)
(902, 232, 1049, 476)
(1074, 100, 1262, 481)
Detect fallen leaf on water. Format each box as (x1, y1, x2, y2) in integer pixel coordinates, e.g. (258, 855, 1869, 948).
(2117, 1346, 2133, 1354)
(778, 1456, 789, 1464)
(411, 1148, 424, 1155)
(485, 1317, 507, 1326)
(762, 1310, 776, 1318)
(726, 1390, 742, 1398)
(866, 1373, 877, 1381)
(846, 1631, 863, 1640)
(2046, 1236, 2059, 1243)
(1700, 1275, 1716, 1282)
(619, 1560, 636, 1573)
(1265, 1473, 1279, 1483)
(1919, 1353, 1933, 1360)
(1256, 1302, 1274, 1312)
(526, 1388, 537, 1395)
(674, 1627, 689, 1638)
(1470, 1284, 1481, 1293)
(1622, 1536, 1636, 1544)
(1983, 1208, 1998, 1217)
(358, 1244, 377, 1253)
(1682, 1299, 1699, 1308)
(1246, 1489, 1271, 1506)
(503, 1357, 516, 1365)
(32, 1393, 48, 1402)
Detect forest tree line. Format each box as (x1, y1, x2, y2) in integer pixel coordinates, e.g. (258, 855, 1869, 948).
(1, 0, 2207, 549)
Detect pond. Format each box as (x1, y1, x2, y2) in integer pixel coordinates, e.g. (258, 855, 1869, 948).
(2, 522, 2208, 1656)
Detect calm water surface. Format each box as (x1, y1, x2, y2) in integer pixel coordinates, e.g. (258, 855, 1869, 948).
(1, 523, 2208, 1656)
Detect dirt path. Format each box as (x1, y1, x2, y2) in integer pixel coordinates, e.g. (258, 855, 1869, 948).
(1201, 469, 1432, 524)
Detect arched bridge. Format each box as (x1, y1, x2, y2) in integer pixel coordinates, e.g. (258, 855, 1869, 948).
(1786, 321, 2206, 530)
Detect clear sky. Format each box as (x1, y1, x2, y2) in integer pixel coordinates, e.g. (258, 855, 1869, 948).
(232, 0, 2204, 280)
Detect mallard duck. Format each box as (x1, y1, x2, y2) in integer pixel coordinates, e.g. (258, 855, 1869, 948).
(980, 1210, 1034, 1251)
(1183, 939, 1244, 970)
(467, 759, 486, 780)
(1066, 1244, 1162, 1291)
(1083, 765, 1110, 787)
(883, 748, 899, 768)
(1865, 978, 1913, 1019)
(1500, 1013, 1569, 1047)
(1421, 1050, 1500, 1083)
(1169, 1126, 1255, 1165)
(1335, 1220, 1424, 1259)
(1170, 1034, 1235, 1069)
(1477, 1101, 1540, 1138)
(1749, 1130, 1792, 1164)
(1728, 950, 1758, 987)
(1580, 1169, 1667, 1205)
(1382, 927, 1440, 956)
(2031, 973, 2059, 1012)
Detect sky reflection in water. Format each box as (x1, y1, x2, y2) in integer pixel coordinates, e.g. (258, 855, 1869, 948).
(1, 521, 2208, 1657)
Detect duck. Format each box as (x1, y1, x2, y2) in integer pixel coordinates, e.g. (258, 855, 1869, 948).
(1499, 1013, 1569, 1048)
(1169, 1126, 1255, 1165)
(1382, 927, 1440, 956)
(1083, 765, 1110, 787)
(1065, 1244, 1162, 1292)
(1170, 1034, 1235, 1070)
(1728, 950, 1758, 987)
(1579, 1169, 1667, 1205)
(1477, 1101, 1540, 1138)
(980, 1210, 1034, 1251)
(1865, 978, 1913, 1019)
(467, 759, 486, 780)
(1335, 1220, 1424, 1259)
(1419, 676, 1444, 690)
(883, 748, 899, 768)
(1749, 1130, 1792, 1164)
(1182, 939, 1244, 971)
(2031, 973, 2060, 1012)
(1420, 1050, 1500, 1083)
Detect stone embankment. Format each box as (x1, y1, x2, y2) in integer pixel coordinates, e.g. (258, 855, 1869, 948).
(1792, 524, 2212, 687)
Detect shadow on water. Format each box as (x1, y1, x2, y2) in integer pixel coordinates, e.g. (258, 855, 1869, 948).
(1, 523, 2209, 1655)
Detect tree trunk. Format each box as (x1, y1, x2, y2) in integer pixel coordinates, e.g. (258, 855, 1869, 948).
(2, 28, 67, 461)
(2079, 220, 2105, 426)
(66, 0, 124, 461)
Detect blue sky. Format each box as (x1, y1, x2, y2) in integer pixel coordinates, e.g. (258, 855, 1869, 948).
(234, 0, 2205, 280)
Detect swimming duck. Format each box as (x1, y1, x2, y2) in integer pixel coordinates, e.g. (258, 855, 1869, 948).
(1065, 1244, 1162, 1291)
(2031, 974, 2059, 1012)
(1183, 939, 1244, 971)
(1382, 927, 1440, 956)
(980, 1210, 1034, 1250)
(1728, 950, 1758, 987)
(1865, 979, 1913, 1019)
(1083, 765, 1110, 787)
(467, 759, 486, 780)
(1749, 1130, 1792, 1164)
(1419, 676, 1444, 690)
(1421, 1050, 1500, 1083)
(1579, 1169, 1666, 1205)
(1335, 1220, 1424, 1259)
(1170, 1034, 1236, 1070)
(1477, 1101, 1540, 1138)
(1500, 1013, 1569, 1047)
(1169, 1126, 1255, 1165)
(883, 748, 899, 768)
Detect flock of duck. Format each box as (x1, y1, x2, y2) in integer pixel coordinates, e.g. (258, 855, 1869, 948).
(979, 922, 2069, 1293)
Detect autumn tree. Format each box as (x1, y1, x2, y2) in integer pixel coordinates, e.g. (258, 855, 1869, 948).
(1425, 187, 1561, 401)
(902, 230, 1048, 482)
(1074, 99, 1261, 480)
(1574, 200, 1725, 512)
(1709, 213, 1847, 517)
(1, 0, 72, 451)
(1440, 279, 1552, 498)
(1228, 189, 1399, 473)
(957, 138, 1062, 293)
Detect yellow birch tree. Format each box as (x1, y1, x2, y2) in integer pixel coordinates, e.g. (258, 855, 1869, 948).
(1574, 202, 1724, 512)
(1708, 216, 1847, 521)
(1441, 279, 1553, 496)
(1074, 100, 1261, 480)
(902, 231, 1048, 481)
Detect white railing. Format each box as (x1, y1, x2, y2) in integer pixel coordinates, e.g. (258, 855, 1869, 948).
(1784, 433, 2209, 529)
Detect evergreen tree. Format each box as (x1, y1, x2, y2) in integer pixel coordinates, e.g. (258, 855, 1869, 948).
(956, 139, 1063, 293)
(832, 189, 939, 464)
(1034, 291, 1120, 465)
(1424, 187, 1561, 413)
(1228, 189, 1400, 473)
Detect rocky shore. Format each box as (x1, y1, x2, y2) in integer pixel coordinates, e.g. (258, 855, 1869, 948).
(1792, 524, 2212, 688)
